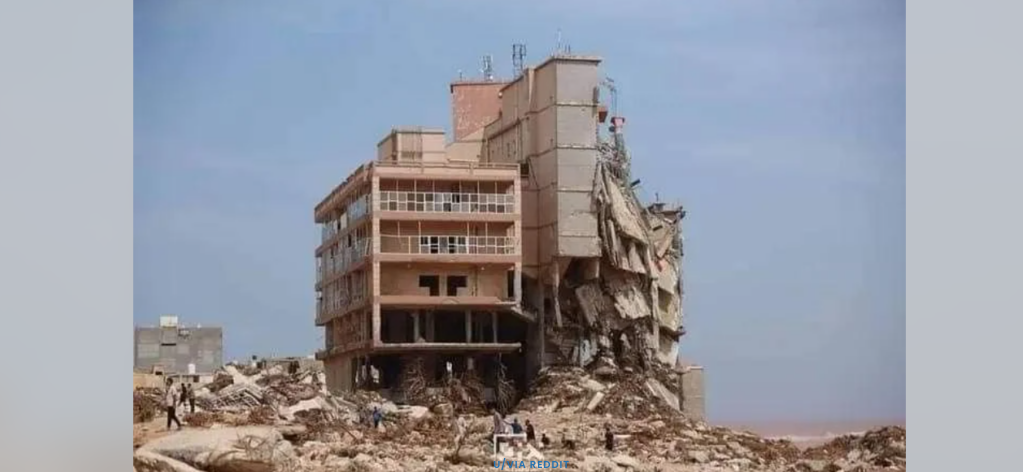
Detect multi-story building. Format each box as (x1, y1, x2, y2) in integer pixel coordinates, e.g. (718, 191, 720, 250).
(315, 54, 689, 402)
(134, 315, 223, 381)
(314, 125, 530, 395)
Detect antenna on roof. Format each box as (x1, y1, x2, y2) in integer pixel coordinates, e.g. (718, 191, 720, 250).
(480, 55, 495, 81)
(512, 43, 526, 76)
(555, 29, 571, 55)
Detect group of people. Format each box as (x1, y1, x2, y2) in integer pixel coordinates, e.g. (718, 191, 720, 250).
(163, 378, 196, 431)
(490, 409, 539, 453)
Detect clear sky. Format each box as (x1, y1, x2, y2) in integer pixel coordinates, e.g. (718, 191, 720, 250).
(134, 0, 905, 424)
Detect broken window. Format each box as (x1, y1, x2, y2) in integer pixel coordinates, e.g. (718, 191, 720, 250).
(446, 275, 467, 296)
(419, 275, 440, 296)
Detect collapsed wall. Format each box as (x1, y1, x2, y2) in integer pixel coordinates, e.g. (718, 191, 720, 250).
(533, 116, 687, 377)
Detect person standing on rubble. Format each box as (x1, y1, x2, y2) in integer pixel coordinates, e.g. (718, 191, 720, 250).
(371, 406, 383, 429)
(524, 420, 536, 445)
(604, 423, 615, 451)
(164, 379, 182, 430)
(186, 383, 196, 414)
(179, 382, 189, 409)
(491, 409, 507, 453)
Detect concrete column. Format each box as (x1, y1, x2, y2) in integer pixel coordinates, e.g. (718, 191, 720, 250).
(465, 310, 472, 342)
(371, 303, 381, 345)
(491, 311, 498, 342)
(412, 310, 420, 342)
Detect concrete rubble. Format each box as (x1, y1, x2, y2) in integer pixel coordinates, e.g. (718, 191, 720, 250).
(135, 364, 905, 472)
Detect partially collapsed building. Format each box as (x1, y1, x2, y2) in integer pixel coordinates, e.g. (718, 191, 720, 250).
(314, 54, 692, 410)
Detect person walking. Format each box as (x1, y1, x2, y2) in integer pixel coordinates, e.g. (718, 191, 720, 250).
(604, 423, 615, 451)
(524, 419, 536, 445)
(186, 383, 196, 414)
(164, 379, 182, 431)
(372, 406, 383, 429)
(179, 382, 188, 409)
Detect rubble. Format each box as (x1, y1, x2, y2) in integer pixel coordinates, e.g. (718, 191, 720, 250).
(134, 362, 903, 472)
(134, 388, 163, 424)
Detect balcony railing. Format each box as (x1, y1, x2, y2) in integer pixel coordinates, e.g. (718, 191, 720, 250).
(321, 194, 371, 242)
(318, 239, 370, 282)
(317, 289, 368, 321)
(378, 191, 515, 214)
(380, 235, 517, 255)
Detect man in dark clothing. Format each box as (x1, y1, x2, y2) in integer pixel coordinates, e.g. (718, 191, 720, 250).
(524, 420, 536, 445)
(510, 418, 523, 435)
(179, 382, 189, 409)
(372, 407, 383, 429)
(540, 433, 550, 448)
(604, 424, 615, 451)
(187, 384, 196, 414)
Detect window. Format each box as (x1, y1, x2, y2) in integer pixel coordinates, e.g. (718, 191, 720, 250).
(418, 275, 440, 296)
(446, 275, 468, 296)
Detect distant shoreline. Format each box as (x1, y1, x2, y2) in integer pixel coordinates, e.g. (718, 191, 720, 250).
(713, 418, 905, 447)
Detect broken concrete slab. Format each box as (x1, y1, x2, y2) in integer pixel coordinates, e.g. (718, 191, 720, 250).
(138, 426, 298, 472)
(134, 450, 206, 472)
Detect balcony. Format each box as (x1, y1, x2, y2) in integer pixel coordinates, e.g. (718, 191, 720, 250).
(380, 235, 516, 255)
(321, 195, 370, 244)
(378, 191, 515, 214)
(317, 239, 370, 284)
(377, 234, 518, 264)
(316, 290, 369, 325)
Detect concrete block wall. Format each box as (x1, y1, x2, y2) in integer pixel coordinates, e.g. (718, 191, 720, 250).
(134, 326, 223, 375)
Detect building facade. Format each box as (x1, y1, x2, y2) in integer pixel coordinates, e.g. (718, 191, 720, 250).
(315, 54, 692, 404)
(134, 315, 223, 376)
(314, 126, 528, 395)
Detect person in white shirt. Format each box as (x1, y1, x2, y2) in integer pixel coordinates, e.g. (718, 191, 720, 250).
(164, 379, 182, 430)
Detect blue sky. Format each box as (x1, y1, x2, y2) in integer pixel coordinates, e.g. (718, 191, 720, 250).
(134, 0, 905, 423)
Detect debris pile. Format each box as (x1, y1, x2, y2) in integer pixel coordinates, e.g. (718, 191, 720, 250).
(520, 365, 683, 420)
(133, 388, 162, 424)
(135, 362, 905, 472)
(795, 426, 906, 471)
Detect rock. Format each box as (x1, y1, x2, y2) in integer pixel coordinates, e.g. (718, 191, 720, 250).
(586, 392, 606, 411)
(799, 459, 828, 472)
(582, 378, 607, 392)
(681, 430, 702, 440)
(138, 426, 298, 472)
(611, 454, 641, 469)
(687, 450, 710, 463)
(727, 441, 751, 457)
(582, 455, 623, 472)
(405, 405, 430, 419)
(134, 450, 205, 472)
(846, 449, 862, 462)
(431, 403, 454, 417)
(644, 378, 680, 411)
(274, 424, 307, 441)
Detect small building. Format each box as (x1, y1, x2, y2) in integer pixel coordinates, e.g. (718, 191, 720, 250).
(134, 315, 223, 382)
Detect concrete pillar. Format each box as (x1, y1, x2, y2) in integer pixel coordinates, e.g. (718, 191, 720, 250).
(465, 310, 472, 342)
(371, 303, 381, 345)
(412, 310, 420, 342)
(491, 311, 498, 342)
